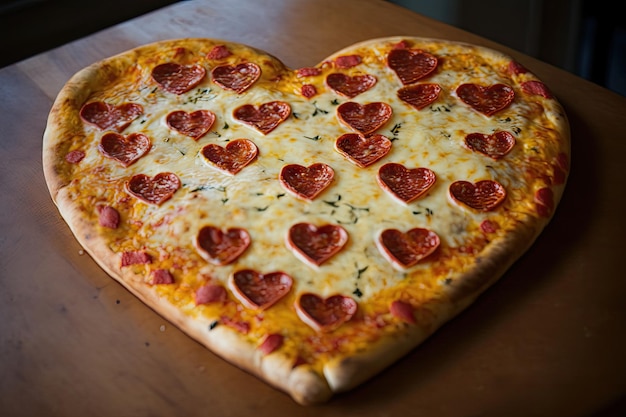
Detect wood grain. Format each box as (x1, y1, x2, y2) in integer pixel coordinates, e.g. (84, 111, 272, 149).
(1, 0, 625, 416)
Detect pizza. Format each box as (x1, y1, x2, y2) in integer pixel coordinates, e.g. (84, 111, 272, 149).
(42, 36, 570, 405)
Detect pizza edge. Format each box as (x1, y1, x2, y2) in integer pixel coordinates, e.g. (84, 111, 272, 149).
(52, 180, 554, 405)
(321, 207, 549, 392)
(42, 36, 571, 406)
(52, 183, 335, 405)
(41, 37, 285, 200)
(43, 50, 135, 200)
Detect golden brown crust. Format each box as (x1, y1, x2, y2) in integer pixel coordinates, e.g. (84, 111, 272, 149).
(54, 183, 334, 404)
(43, 55, 129, 198)
(42, 36, 570, 405)
(320, 218, 541, 394)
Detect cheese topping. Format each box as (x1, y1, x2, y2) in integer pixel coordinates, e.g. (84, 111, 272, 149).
(48, 37, 569, 369)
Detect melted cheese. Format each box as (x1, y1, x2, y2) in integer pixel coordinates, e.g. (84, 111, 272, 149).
(54, 38, 569, 368)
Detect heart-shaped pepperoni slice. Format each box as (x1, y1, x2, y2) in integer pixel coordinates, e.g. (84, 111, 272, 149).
(449, 180, 507, 211)
(397, 83, 441, 110)
(336, 102, 392, 135)
(229, 269, 293, 310)
(334, 133, 391, 168)
(80, 101, 143, 132)
(151, 63, 206, 95)
(279, 163, 334, 201)
(99, 132, 151, 167)
(456, 83, 514, 116)
(201, 139, 258, 175)
(464, 131, 516, 159)
(166, 110, 216, 140)
(377, 163, 436, 204)
(233, 101, 291, 134)
(126, 172, 181, 205)
(387, 48, 438, 85)
(212, 62, 261, 93)
(377, 228, 440, 269)
(326, 73, 377, 98)
(296, 293, 357, 332)
(194, 226, 251, 265)
(287, 223, 348, 267)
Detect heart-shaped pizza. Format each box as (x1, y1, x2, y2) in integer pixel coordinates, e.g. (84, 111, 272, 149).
(42, 37, 570, 405)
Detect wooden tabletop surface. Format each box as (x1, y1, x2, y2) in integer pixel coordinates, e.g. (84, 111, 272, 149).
(1, 0, 625, 416)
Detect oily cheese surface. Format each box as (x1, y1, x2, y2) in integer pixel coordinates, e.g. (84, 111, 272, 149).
(43, 36, 570, 404)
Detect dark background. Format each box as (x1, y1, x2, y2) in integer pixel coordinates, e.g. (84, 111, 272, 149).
(1, 0, 624, 97)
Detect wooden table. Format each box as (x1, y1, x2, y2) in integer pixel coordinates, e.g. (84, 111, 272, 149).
(2, 0, 625, 415)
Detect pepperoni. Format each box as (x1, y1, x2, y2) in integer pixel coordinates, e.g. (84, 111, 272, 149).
(79, 101, 143, 132)
(151, 63, 206, 95)
(279, 163, 334, 201)
(233, 101, 291, 135)
(166, 110, 216, 140)
(535, 204, 551, 218)
(258, 333, 284, 355)
(173, 47, 187, 59)
(480, 219, 499, 234)
(392, 40, 411, 50)
(207, 44, 232, 60)
(121, 250, 152, 267)
(397, 83, 441, 110)
(378, 228, 440, 269)
(552, 164, 567, 185)
(377, 163, 436, 204)
(126, 172, 181, 206)
(387, 48, 438, 85)
(201, 139, 258, 175)
(287, 223, 348, 267)
(292, 356, 308, 368)
(220, 316, 250, 334)
(456, 83, 515, 116)
(334, 133, 391, 168)
(151, 269, 174, 285)
(296, 67, 322, 77)
(551, 153, 569, 185)
(65, 150, 85, 164)
(99, 132, 151, 167)
(211, 62, 261, 94)
(535, 187, 554, 218)
(449, 180, 507, 211)
(464, 131, 516, 159)
(229, 269, 293, 310)
(521, 80, 553, 99)
(326, 73, 377, 98)
(334, 54, 362, 69)
(194, 226, 251, 265)
(507, 60, 529, 75)
(389, 300, 416, 324)
(301, 84, 317, 98)
(336, 101, 392, 135)
(97, 205, 120, 229)
(195, 284, 227, 305)
(295, 293, 357, 332)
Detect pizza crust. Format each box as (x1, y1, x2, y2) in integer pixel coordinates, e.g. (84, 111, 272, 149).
(51, 178, 556, 405)
(42, 36, 570, 405)
(52, 185, 332, 404)
(316, 212, 547, 396)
